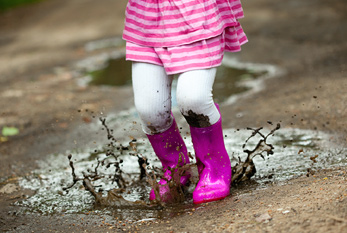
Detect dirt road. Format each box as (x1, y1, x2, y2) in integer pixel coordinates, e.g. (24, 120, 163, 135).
(0, 0, 346, 232)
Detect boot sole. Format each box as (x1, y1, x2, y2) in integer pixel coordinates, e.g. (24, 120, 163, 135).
(193, 195, 228, 204)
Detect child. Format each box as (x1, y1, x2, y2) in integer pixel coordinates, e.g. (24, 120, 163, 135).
(123, 0, 247, 204)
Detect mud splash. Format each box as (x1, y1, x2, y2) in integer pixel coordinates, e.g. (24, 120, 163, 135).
(16, 113, 346, 221)
(63, 119, 281, 206)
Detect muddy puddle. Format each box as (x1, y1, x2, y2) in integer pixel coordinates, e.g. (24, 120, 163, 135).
(16, 113, 346, 221)
(14, 37, 346, 222)
(75, 37, 283, 104)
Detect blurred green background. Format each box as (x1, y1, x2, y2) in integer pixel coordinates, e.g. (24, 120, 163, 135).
(0, 0, 43, 11)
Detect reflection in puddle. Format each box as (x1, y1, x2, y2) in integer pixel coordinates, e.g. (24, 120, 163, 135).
(89, 57, 132, 86)
(214, 64, 266, 103)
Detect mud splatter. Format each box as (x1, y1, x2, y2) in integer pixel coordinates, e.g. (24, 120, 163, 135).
(183, 110, 211, 128)
(144, 152, 192, 205)
(145, 112, 172, 134)
(62, 117, 152, 207)
(63, 118, 280, 206)
(62, 117, 191, 206)
(231, 123, 280, 184)
(16, 112, 346, 219)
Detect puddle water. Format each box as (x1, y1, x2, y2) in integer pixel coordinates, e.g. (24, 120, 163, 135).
(85, 56, 266, 103)
(15, 37, 346, 222)
(77, 37, 277, 103)
(17, 115, 346, 220)
(213, 64, 266, 103)
(88, 57, 132, 86)
(75, 36, 284, 106)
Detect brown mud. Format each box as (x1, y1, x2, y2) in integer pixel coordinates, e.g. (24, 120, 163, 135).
(0, 0, 346, 232)
(183, 110, 212, 128)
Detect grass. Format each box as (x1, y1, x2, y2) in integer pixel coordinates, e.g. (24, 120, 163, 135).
(0, 0, 43, 11)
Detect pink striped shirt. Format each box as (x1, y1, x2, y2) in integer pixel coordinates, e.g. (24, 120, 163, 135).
(123, 0, 248, 74)
(123, 0, 245, 47)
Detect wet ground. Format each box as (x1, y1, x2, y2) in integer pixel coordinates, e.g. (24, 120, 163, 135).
(0, 0, 346, 232)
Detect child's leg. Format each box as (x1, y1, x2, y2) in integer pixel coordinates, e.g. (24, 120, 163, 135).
(132, 61, 173, 134)
(176, 68, 220, 127)
(132, 62, 190, 202)
(177, 68, 232, 204)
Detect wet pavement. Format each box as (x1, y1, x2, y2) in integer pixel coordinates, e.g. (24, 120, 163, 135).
(0, 0, 346, 232)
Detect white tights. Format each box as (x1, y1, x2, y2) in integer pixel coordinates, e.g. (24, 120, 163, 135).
(132, 62, 220, 135)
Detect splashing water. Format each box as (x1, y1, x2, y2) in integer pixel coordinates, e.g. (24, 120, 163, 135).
(17, 113, 346, 220)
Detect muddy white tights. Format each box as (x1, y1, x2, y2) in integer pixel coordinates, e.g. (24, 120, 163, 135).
(132, 62, 220, 134)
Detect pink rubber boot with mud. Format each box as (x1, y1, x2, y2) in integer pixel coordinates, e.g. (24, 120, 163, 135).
(190, 104, 232, 204)
(147, 117, 190, 202)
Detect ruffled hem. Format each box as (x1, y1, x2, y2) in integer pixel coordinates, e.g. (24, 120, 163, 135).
(224, 23, 248, 52)
(123, 0, 246, 48)
(125, 24, 248, 75)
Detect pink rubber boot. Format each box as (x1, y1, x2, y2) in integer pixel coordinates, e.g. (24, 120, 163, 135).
(190, 105, 232, 204)
(147, 117, 190, 202)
